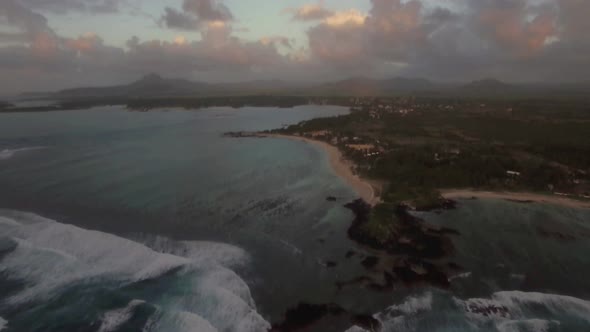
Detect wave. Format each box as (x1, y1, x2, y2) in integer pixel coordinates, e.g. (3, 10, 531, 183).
(459, 291, 590, 322)
(449, 272, 472, 281)
(375, 292, 434, 331)
(0, 147, 44, 160)
(495, 319, 559, 332)
(98, 300, 146, 332)
(0, 317, 6, 331)
(144, 309, 218, 332)
(346, 289, 590, 332)
(454, 291, 590, 332)
(0, 212, 188, 305)
(344, 293, 433, 332)
(138, 235, 270, 331)
(0, 210, 270, 332)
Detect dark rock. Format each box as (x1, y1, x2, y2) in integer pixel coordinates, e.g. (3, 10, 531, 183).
(335, 276, 374, 291)
(352, 314, 382, 332)
(271, 303, 345, 332)
(361, 256, 379, 269)
(326, 261, 337, 268)
(415, 198, 457, 212)
(272, 302, 382, 332)
(447, 262, 463, 270)
(343, 199, 459, 291)
(345, 250, 357, 259)
(368, 272, 396, 292)
(465, 303, 509, 317)
(506, 199, 534, 204)
(223, 131, 262, 138)
(393, 258, 450, 289)
(536, 226, 576, 241)
(326, 196, 338, 202)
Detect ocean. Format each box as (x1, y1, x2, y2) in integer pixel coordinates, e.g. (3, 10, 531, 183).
(0, 106, 589, 331)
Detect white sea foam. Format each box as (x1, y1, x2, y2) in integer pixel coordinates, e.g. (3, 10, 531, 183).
(344, 326, 369, 332)
(0, 214, 188, 304)
(0, 147, 44, 160)
(0, 216, 20, 226)
(374, 292, 433, 331)
(98, 299, 145, 332)
(492, 291, 590, 322)
(136, 235, 270, 331)
(456, 290, 590, 330)
(139, 235, 251, 268)
(382, 292, 433, 316)
(496, 318, 559, 332)
(279, 239, 302, 255)
(449, 271, 472, 281)
(0, 317, 7, 331)
(359, 289, 590, 332)
(0, 211, 271, 332)
(144, 310, 218, 332)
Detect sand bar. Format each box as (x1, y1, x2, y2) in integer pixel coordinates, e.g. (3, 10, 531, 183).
(442, 189, 590, 209)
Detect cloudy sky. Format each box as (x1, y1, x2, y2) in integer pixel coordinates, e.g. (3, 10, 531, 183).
(1, 0, 589, 94)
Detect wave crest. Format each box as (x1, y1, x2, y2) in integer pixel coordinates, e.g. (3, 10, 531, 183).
(0, 211, 270, 332)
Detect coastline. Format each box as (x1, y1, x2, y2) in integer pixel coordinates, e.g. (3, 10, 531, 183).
(263, 134, 380, 206)
(253, 133, 590, 211)
(442, 189, 590, 209)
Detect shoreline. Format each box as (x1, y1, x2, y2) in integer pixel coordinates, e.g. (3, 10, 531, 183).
(252, 133, 590, 211)
(263, 134, 380, 206)
(442, 189, 590, 209)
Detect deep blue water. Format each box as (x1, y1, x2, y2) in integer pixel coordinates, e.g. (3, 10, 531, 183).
(0, 106, 589, 332)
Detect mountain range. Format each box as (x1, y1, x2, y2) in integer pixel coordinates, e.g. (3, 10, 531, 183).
(54, 74, 590, 99)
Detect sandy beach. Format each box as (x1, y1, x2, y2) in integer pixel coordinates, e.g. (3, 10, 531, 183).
(261, 134, 590, 210)
(265, 134, 380, 206)
(442, 189, 590, 209)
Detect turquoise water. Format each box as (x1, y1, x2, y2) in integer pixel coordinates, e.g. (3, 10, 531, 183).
(1, 106, 590, 331)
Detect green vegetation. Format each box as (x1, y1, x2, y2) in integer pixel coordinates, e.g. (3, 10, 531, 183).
(359, 203, 399, 245)
(276, 97, 590, 211)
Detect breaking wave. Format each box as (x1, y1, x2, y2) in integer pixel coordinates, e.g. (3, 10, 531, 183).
(347, 289, 590, 332)
(0, 210, 270, 332)
(98, 300, 146, 332)
(0, 147, 44, 160)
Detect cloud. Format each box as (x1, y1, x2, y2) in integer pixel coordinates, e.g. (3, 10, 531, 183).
(161, 7, 201, 30)
(306, 1, 423, 66)
(0, 1, 287, 94)
(300, 0, 590, 82)
(307, 10, 369, 66)
(324, 9, 367, 27)
(160, 0, 233, 31)
(3, 0, 590, 94)
(260, 36, 293, 49)
(285, 4, 333, 21)
(475, 0, 558, 56)
(182, 0, 233, 22)
(0, 0, 53, 40)
(18, 0, 121, 14)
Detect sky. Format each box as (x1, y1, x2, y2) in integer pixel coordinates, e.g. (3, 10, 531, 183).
(1, 0, 590, 94)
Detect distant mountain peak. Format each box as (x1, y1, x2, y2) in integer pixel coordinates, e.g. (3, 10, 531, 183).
(469, 78, 509, 86)
(137, 73, 164, 84)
